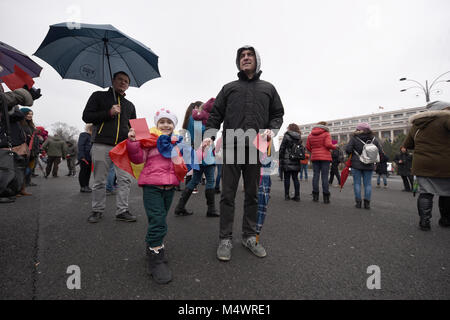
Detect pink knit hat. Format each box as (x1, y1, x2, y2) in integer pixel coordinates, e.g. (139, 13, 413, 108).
(356, 122, 371, 131)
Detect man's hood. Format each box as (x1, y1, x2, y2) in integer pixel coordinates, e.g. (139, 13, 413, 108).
(236, 45, 261, 74)
(409, 109, 450, 129)
(311, 125, 329, 135)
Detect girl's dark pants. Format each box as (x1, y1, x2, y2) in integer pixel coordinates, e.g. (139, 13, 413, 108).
(143, 185, 175, 247)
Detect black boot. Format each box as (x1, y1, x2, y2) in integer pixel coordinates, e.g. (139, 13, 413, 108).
(205, 189, 219, 217)
(174, 188, 194, 216)
(323, 192, 330, 204)
(312, 192, 319, 202)
(363, 199, 370, 209)
(438, 196, 450, 227)
(285, 194, 291, 201)
(355, 199, 362, 208)
(418, 193, 433, 231)
(147, 247, 172, 284)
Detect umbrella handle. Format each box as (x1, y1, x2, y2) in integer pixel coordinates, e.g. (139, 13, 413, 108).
(103, 38, 117, 104)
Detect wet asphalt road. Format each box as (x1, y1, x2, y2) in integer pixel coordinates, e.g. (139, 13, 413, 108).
(1, 165, 449, 300)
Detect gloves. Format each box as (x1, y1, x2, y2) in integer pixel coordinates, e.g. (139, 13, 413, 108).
(23, 85, 42, 101)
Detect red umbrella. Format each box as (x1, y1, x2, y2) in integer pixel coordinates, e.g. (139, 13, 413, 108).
(340, 154, 352, 191)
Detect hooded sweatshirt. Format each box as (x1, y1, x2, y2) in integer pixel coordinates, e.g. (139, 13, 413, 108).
(206, 46, 284, 150)
(403, 109, 450, 177)
(306, 125, 335, 161)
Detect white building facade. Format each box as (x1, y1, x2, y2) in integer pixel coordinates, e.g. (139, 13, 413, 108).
(297, 106, 427, 144)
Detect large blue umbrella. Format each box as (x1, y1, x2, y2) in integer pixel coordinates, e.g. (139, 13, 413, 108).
(34, 23, 160, 91)
(0, 41, 42, 81)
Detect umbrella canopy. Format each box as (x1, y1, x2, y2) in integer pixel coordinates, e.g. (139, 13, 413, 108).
(0, 41, 42, 81)
(34, 23, 160, 88)
(339, 154, 352, 191)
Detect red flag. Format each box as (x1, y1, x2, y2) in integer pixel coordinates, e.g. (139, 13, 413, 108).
(130, 118, 151, 140)
(0, 65, 34, 91)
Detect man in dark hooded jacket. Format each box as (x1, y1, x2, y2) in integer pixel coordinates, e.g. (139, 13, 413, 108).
(204, 45, 284, 261)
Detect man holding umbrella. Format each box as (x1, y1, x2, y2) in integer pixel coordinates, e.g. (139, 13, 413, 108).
(82, 71, 137, 223)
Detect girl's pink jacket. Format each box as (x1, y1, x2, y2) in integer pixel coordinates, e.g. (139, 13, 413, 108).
(126, 139, 180, 187)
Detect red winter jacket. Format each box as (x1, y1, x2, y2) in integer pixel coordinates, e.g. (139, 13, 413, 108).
(306, 125, 336, 161)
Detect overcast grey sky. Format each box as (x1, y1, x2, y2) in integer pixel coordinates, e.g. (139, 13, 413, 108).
(2, 0, 450, 140)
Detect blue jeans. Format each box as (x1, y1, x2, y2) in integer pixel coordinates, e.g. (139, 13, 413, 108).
(215, 164, 222, 189)
(377, 174, 387, 186)
(312, 161, 330, 194)
(106, 163, 116, 192)
(187, 165, 215, 190)
(299, 164, 308, 180)
(352, 169, 373, 201)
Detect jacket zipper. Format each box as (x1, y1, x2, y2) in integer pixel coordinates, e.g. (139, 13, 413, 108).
(115, 96, 121, 144)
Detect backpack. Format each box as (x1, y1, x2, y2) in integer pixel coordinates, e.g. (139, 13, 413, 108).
(338, 148, 344, 163)
(354, 137, 380, 164)
(288, 141, 306, 161)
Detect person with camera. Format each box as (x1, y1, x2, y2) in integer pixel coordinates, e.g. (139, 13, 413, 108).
(0, 84, 41, 203)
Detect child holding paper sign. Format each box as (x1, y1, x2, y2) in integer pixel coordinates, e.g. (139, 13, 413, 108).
(126, 108, 186, 284)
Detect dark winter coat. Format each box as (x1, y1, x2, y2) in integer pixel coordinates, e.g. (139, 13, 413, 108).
(42, 136, 67, 157)
(345, 131, 382, 171)
(66, 143, 77, 158)
(77, 132, 92, 162)
(205, 71, 284, 148)
(375, 153, 389, 175)
(82, 88, 136, 146)
(279, 131, 302, 172)
(21, 121, 40, 157)
(0, 89, 33, 149)
(394, 152, 412, 176)
(330, 147, 342, 168)
(403, 109, 450, 178)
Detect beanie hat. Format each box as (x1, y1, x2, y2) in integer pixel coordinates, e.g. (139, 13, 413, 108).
(236, 45, 261, 74)
(356, 122, 371, 131)
(154, 108, 178, 127)
(20, 107, 32, 115)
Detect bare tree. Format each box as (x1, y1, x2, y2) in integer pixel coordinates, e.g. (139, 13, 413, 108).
(50, 122, 80, 143)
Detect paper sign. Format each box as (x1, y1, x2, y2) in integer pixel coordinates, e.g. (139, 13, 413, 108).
(0, 65, 34, 91)
(253, 134, 269, 153)
(130, 118, 151, 140)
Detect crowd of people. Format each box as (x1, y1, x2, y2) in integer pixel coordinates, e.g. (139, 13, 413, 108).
(1, 45, 448, 286)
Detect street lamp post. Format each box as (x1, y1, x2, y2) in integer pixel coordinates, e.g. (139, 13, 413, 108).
(400, 71, 450, 103)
